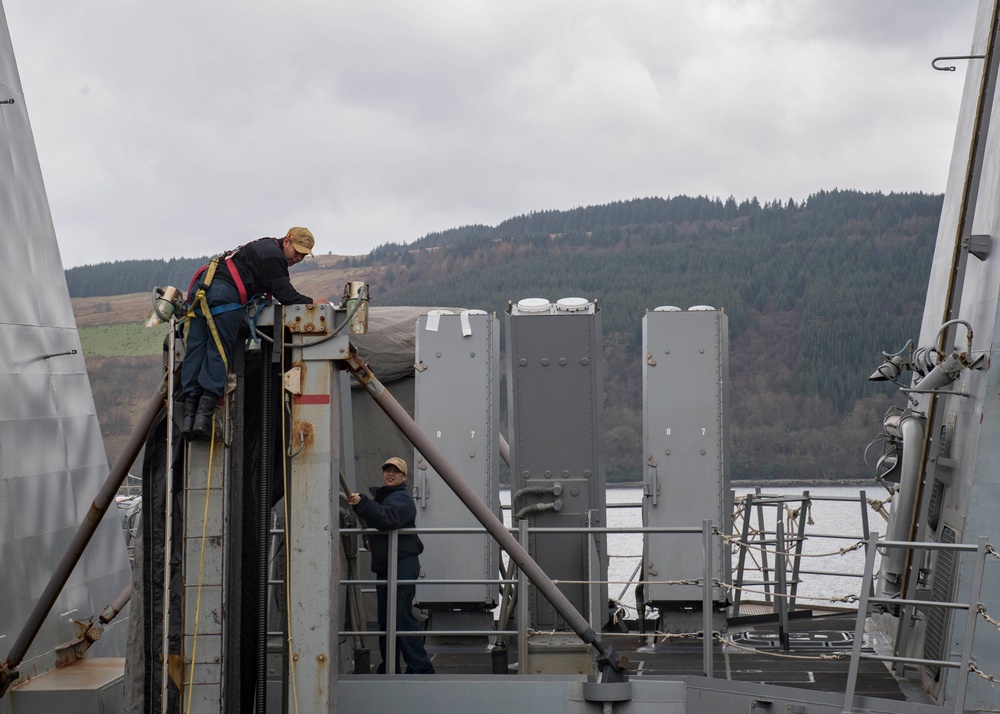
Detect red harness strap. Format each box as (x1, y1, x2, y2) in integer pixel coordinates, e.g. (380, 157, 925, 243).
(225, 257, 248, 304)
(186, 253, 248, 304)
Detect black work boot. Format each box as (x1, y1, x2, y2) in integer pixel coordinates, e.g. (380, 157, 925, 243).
(190, 394, 218, 441)
(181, 397, 198, 439)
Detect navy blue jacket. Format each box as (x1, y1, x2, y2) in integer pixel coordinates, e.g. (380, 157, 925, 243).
(214, 237, 313, 304)
(353, 483, 424, 574)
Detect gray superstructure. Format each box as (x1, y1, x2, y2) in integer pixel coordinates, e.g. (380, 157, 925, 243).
(0, 5, 132, 712)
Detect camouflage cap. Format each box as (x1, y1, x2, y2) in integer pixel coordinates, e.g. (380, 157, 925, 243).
(286, 226, 315, 255)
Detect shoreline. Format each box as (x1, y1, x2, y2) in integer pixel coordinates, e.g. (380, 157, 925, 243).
(605, 479, 876, 489)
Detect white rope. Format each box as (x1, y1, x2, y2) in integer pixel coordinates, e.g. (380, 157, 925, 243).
(717, 580, 859, 605)
(716, 529, 866, 559)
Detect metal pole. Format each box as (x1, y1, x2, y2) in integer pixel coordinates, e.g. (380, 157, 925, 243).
(953, 537, 989, 714)
(499, 432, 511, 467)
(100, 582, 134, 624)
(842, 531, 880, 714)
(518, 521, 530, 673)
(701, 520, 713, 678)
(0, 384, 166, 696)
(161, 318, 177, 714)
(385, 529, 399, 673)
(776, 522, 789, 651)
(345, 349, 627, 673)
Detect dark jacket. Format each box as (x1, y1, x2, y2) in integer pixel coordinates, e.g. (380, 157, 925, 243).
(353, 483, 424, 575)
(214, 236, 313, 304)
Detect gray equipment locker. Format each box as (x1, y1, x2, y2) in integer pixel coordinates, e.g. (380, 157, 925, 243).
(642, 307, 730, 606)
(413, 310, 500, 607)
(505, 298, 608, 630)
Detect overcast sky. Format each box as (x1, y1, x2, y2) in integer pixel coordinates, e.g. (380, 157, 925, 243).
(3, 1, 984, 268)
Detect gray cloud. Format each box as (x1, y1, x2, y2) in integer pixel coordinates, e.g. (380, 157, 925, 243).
(2, 0, 979, 267)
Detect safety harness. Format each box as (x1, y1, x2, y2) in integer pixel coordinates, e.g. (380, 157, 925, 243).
(184, 250, 250, 373)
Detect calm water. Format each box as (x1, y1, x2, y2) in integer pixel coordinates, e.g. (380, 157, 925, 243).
(501, 484, 885, 615)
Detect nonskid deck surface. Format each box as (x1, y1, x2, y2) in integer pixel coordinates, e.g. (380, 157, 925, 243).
(404, 613, 908, 701)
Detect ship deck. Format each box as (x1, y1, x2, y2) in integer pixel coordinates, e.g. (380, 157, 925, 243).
(369, 609, 930, 704)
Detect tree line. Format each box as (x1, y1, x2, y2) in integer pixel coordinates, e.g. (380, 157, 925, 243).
(70, 190, 941, 481)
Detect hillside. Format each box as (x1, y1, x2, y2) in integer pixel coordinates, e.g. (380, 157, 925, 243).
(70, 191, 940, 481)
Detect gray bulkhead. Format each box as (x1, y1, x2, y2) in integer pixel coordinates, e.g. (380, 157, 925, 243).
(876, 0, 1000, 708)
(505, 298, 609, 632)
(0, 4, 131, 711)
(413, 310, 500, 610)
(641, 307, 731, 613)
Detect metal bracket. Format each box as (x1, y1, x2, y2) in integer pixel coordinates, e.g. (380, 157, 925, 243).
(283, 366, 302, 395)
(966, 233, 991, 260)
(932, 55, 985, 71)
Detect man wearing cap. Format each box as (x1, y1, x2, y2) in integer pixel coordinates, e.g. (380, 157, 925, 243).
(181, 227, 328, 440)
(347, 457, 435, 674)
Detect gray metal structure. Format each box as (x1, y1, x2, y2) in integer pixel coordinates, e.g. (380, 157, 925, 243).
(413, 310, 499, 608)
(641, 306, 730, 612)
(0, 4, 131, 711)
(180, 304, 351, 713)
(864, 0, 1000, 709)
(505, 298, 608, 632)
(6, 0, 1000, 709)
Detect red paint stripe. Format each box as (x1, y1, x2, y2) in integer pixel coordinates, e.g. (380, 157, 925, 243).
(293, 394, 331, 405)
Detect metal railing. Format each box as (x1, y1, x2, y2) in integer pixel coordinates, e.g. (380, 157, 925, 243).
(843, 533, 991, 714)
(338, 520, 720, 676)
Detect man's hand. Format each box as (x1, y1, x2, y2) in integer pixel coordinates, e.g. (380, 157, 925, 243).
(347, 493, 361, 506)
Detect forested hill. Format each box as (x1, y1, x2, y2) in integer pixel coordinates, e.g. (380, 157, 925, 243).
(67, 190, 942, 481)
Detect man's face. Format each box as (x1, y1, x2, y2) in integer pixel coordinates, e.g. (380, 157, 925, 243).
(382, 466, 406, 486)
(283, 238, 307, 266)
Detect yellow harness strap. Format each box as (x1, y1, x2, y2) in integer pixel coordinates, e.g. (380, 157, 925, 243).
(183, 257, 230, 373)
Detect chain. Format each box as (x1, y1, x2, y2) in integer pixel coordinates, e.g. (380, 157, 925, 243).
(978, 603, 1000, 633)
(715, 528, 866, 559)
(969, 662, 998, 686)
(717, 580, 859, 605)
(550, 578, 700, 586)
(717, 634, 850, 661)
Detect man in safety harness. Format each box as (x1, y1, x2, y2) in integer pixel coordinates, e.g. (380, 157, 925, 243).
(180, 226, 328, 440)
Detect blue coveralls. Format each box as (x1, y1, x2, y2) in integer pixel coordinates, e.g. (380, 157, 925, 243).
(353, 483, 435, 674)
(180, 279, 243, 400)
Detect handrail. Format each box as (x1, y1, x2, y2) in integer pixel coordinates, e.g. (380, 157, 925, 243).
(842, 533, 992, 714)
(341, 520, 722, 675)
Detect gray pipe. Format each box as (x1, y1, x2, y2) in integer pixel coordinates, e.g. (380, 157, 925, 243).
(0, 385, 166, 696)
(499, 432, 511, 467)
(882, 412, 925, 596)
(345, 349, 627, 673)
(100, 582, 134, 625)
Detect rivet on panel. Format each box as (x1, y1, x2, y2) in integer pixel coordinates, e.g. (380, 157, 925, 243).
(559, 358, 567, 366)
(541, 358, 549, 366)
